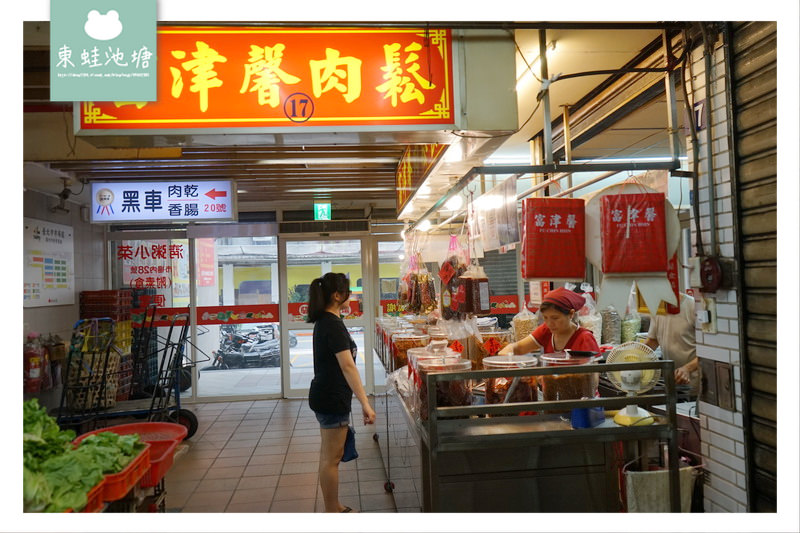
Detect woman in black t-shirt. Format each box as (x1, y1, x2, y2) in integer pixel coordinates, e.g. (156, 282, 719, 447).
(307, 272, 376, 513)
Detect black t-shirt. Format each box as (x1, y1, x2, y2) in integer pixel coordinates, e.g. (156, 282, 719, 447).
(308, 312, 357, 415)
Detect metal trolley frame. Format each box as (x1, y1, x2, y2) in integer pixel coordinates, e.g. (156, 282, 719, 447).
(56, 311, 200, 439)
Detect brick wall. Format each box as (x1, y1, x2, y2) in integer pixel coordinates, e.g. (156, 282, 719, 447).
(686, 35, 749, 512)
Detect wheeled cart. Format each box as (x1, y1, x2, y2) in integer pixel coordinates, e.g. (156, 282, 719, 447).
(56, 310, 199, 439)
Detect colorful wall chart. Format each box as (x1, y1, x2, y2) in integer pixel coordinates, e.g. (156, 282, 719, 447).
(24, 218, 75, 307)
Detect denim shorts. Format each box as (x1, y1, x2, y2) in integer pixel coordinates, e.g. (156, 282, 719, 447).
(315, 411, 350, 429)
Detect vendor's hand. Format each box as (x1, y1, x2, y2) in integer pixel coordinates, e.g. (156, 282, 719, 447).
(362, 403, 376, 425)
(498, 343, 515, 356)
(675, 365, 691, 385)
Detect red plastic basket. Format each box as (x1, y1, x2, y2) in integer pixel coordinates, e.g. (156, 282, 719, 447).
(75, 423, 187, 491)
(76, 422, 188, 443)
(139, 439, 179, 487)
(100, 443, 151, 502)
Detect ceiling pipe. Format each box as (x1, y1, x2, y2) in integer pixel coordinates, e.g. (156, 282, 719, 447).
(407, 160, 679, 231)
(552, 170, 620, 197)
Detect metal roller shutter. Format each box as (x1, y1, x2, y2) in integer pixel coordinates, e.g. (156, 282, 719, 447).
(728, 21, 777, 512)
(482, 249, 519, 328)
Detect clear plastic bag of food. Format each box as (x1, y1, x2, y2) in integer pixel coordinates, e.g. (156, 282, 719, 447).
(600, 305, 622, 345)
(621, 284, 642, 343)
(577, 290, 603, 345)
(440, 235, 469, 321)
(512, 305, 538, 343)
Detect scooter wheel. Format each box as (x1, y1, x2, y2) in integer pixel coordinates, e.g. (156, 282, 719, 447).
(384, 481, 394, 493)
(373, 433, 379, 442)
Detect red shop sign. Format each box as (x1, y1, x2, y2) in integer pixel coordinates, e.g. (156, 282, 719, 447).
(77, 26, 455, 134)
(601, 193, 668, 274)
(521, 198, 586, 280)
(490, 295, 519, 315)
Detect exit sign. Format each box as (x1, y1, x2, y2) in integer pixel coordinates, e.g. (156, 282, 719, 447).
(314, 203, 331, 221)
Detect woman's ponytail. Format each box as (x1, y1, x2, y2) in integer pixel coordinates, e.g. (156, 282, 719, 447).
(307, 278, 325, 323)
(306, 272, 350, 323)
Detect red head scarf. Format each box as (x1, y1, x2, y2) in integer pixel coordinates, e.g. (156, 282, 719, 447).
(542, 287, 586, 312)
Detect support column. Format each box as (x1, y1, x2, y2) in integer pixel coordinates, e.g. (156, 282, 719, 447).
(222, 263, 235, 305)
(271, 262, 279, 304)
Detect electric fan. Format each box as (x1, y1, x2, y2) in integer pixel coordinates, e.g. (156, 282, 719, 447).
(605, 341, 661, 426)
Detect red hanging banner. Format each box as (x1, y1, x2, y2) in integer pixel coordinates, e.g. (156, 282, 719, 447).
(520, 197, 586, 280)
(600, 193, 668, 273)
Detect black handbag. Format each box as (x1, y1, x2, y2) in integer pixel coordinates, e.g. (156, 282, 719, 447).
(341, 425, 358, 462)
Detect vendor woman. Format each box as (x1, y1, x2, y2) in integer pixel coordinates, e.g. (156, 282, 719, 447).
(500, 287, 600, 355)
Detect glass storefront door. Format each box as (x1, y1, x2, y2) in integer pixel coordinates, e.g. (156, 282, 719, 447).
(110, 229, 379, 402)
(279, 238, 371, 398)
(193, 236, 281, 399)
(110, 229, 284, 402)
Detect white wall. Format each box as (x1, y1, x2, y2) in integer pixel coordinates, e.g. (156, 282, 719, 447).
(686, 36, 749, 513)
(23, 189, 107, 409)
(23, 189, 107, 339)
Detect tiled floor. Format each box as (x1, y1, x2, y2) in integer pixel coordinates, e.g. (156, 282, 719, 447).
(164, 398, 403, 513)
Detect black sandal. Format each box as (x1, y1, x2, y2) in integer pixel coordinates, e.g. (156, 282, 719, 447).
(340, 506, 353, 513)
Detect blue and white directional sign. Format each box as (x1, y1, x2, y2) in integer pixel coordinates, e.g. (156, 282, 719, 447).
(91, 180, 236, 223)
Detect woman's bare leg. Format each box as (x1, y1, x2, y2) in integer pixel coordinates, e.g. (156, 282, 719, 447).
(319, 425, 348, 512)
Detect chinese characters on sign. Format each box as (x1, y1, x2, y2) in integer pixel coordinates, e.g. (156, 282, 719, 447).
(50, 0, 157, 101)
(91, 180, 235, 223)
(117, 241, 184, 291)
(600, 193, 668, 274)
(533, 212, 579, 233)
(77, 27, 454, 132)
(521, 198, 586, 280)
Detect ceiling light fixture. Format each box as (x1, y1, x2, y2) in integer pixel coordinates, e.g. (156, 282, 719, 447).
(445, 194, 463, 211)
(516, 40, 557, 90)
(286, 187, 393, 193)
(257, 157, 397, 165)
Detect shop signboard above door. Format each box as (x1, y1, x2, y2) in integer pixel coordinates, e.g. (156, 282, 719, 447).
(75, 26, 455, 135)
(91, 180, 236, 223)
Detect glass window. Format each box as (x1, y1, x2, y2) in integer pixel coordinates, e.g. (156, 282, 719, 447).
(195, 236, 281, 398)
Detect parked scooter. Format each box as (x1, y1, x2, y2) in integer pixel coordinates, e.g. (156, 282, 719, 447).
(204, 325, 281, 370)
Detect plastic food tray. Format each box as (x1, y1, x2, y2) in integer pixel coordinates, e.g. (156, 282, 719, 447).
(100, 443, 151, 502)
(139, 439, 179, 487)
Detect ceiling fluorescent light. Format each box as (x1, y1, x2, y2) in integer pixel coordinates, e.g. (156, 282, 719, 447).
(483, 155, 532, 165)
(286, 187, 393, 193)
(444, 195, 463, 211)
(257, 158, 397, 165)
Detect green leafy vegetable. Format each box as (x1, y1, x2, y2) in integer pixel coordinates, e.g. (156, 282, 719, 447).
(23, 467, 51, 513)
(22, 401, 145, 513)
(22, 399, 75, 471)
